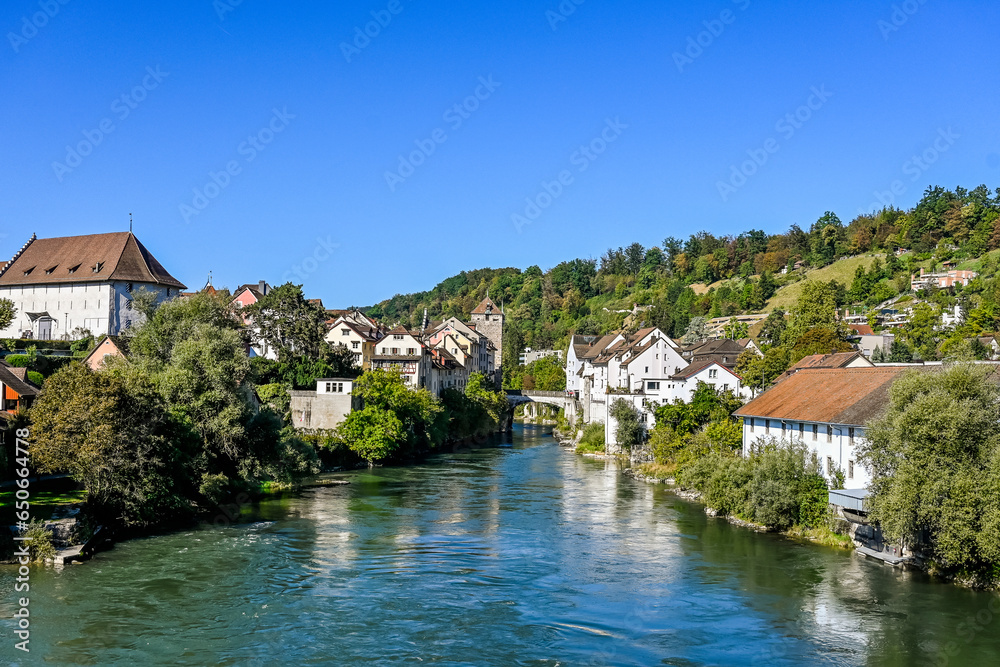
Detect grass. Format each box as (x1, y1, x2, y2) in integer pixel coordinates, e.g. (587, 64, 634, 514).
(0, 489, 87, 520)
(785, 524, 855, 550)
(766, 255, 879, 311)
(635, 462, 677, 479)
(575, 442, 606, 454)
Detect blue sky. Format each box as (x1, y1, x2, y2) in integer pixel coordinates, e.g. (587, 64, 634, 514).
(1, 0, 998, 306)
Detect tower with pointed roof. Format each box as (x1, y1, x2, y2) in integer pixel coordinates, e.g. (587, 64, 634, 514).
(470, 296, 504, 384)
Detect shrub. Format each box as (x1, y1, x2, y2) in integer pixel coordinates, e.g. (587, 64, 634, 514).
(576, 421, 606, 453)
(27, 371, 44, 386)
(21, 520, 57, 562)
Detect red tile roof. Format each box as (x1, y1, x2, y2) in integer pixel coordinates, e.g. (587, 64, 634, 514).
(850, 324, 875, 336)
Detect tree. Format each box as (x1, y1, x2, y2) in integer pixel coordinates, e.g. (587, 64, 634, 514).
(735, 347, 790, 393)
(899, 302, 941, 360)
(350, 369, 443, 457)
(682, 317, 707, 344)
(758, 309, 787, 347)
(338, 406, 405, 465)
(30, 362, 195, 528)
(610, 399, 642, 452)
(790, 327, 854, 363)
(723, 317, 749, 339)
(888, 340, 913, 363)
(0, 299, 17, 331)
(244, 283, 328, 361)
(858, 364, 1000, 573)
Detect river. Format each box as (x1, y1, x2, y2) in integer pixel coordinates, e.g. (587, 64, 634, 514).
(3, 425, 1000, 666)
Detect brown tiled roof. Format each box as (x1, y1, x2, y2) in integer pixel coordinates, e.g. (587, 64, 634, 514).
(788, 352, 866, 372)
(580, 334, 618, 360)
(471, 297, 499, 314)
(0, 232, 185, 289)
(849, 324, 875, 336)
(0, 361, 40, 397)
(734, 367, 913, 426)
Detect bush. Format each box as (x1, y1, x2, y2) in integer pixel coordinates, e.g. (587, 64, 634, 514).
(678, 440, 829, 531)
(576, 422, 606, 453)
(27, 371, 44, 386)
(21, 519, 57, 562)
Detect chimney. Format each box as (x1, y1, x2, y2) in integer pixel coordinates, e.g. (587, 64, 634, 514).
(259, 280, 267, 295)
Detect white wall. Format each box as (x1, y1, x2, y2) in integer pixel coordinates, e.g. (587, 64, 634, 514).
(741, 417, 869, 488)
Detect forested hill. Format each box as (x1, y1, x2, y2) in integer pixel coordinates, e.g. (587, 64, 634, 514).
(365, 184, 1000, 369)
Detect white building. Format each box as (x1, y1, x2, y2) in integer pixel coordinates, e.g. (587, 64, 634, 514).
(290, 378, 359, 430)
(0, 232, 186, 340)
(734, 367, 912, 490)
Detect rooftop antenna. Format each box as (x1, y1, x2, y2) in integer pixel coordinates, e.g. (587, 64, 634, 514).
(129, 212, 133, 233)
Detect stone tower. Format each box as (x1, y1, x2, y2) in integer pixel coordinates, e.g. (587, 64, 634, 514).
(470, 296, 504, 384)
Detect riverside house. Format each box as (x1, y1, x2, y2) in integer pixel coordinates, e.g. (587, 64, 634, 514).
(733, 366, 911, 490)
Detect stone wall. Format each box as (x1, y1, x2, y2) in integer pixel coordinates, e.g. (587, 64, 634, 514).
(290, 391, 357, 430)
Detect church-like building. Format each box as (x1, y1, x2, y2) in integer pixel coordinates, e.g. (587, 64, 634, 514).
(0, 232, 186, 340)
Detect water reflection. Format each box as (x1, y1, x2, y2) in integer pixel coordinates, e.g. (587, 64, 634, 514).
(2, 425, 999, 666)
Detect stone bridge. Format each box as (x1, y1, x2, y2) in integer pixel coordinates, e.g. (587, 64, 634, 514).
(505, 390, 581, 424)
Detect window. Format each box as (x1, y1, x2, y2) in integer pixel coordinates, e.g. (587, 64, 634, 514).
(393, 334, 404, 340)
(407, 348, 416, 355)
(826, 425, 833, 443)
(848, 460, 855, 479)
(781, 422, 786, 436)
(645, 366, 649, 373)
(848, 427, 855, 446)
(812, 424, 818, 440)
(325, 382, 345, 393)
(352, 341, 360, 349)
(391, 347, 400, 355)
(765, 420, 770, 435)
(708, 369, 718, 379)
(647, 381, 660, 391)
(799, 423, 804, 438)
(342, 329, 350, 336)
(45, 266, 57, 275)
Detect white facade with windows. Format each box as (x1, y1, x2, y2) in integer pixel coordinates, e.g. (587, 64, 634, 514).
(740, 417, 867, 487)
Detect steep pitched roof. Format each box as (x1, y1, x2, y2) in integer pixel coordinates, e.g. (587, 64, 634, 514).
(0, 361, 40, 397)
(0, 232, 186, 289)
(581, 334, 619, 361)
(734, 367, 913, 426)
(471, 296, 499, 314)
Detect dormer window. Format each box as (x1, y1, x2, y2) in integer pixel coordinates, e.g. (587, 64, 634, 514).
(68, 264, 80, 274)
(93, 262, 104, 273)
(45, 265, 58, 275)
(22, 266, 34, 276)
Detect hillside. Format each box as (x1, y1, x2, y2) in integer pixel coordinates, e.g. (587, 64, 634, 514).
(766, 255, 879, 311)
(364, 183, 1000, 375)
